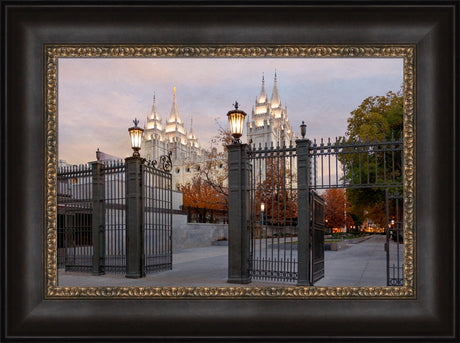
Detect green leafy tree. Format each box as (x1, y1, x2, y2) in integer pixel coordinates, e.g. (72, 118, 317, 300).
(340, 90, 403, 227)
(345, 90, 403, 141)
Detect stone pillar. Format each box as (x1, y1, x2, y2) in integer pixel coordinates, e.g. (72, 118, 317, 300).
(125, 156, 145, 278)
(227, 143, 251, 284)
(91, 161, 105, 275)
(296, 139, 311, 286)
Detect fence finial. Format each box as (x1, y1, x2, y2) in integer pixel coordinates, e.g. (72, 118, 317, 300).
(300, 121, 307, 139)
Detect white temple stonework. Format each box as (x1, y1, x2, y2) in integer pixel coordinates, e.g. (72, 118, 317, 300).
(140, 74, 295, 190)
(247, 72, 296, 149)
(142, 87, 203, 164)
(141, 87, 224, 190)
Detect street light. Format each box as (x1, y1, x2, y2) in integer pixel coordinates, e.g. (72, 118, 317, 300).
(260, 202, 265, 238)
(227, 101, 247, 143)
(128, 118, 144, 157)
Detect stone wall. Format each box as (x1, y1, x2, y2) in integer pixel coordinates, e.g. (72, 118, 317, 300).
(172, 216, 228, 250)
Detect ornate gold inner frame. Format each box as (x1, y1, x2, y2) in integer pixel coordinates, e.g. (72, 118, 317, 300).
(45, 45, 416, 299)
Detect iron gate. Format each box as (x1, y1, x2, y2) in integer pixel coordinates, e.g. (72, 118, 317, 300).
(57, 157, 172, 276)
(248, 142, 299, 282)
(143, 163, 173, 273)
(245, 133, 403, 286)
(102, 160, 126, 273)
(248, 142, 326, 284)
(386, 190, 404, 286)
(311, 192, 326, 283)
(309, 135, 404, 286)
(57, 164, 93, 272)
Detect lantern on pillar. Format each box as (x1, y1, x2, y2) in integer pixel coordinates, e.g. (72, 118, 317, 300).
(128, 118, 144, 157)
(227, 101, 247, 143)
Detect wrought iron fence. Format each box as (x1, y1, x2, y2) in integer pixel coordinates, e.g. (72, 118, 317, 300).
(102, 160, 126, 273)
(57, 164, 93, 272)
(57, 157, 173, 277)
(309, 135, 404, 286)
(386, 190, 404, 286)
(239, 135, 404, 286)
(182, 206, 228, 224)
(248, 142, 299, 283)
(143, 164, 172, 273)
(310, 135, 403, 189)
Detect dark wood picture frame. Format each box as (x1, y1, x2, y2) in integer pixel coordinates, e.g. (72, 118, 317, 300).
(2, 1, 457, 341)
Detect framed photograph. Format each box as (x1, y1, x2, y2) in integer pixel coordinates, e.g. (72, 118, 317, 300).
(2, 1, 457, 341)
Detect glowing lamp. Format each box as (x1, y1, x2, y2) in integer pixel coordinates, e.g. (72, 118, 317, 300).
(227, 101, 247, 143)
(128, 118, 144, 157)
(261, 203, 265, 212)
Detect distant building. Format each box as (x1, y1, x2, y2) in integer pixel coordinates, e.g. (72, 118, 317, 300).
(142, 87, 203, 163)
(247, 72, 296, 149)
(139, 73, 295, 190)
(141, 87, 225, 190)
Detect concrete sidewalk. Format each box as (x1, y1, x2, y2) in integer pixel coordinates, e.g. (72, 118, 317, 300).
(315, 234, 402, 287)
(58, 235, 403, 287)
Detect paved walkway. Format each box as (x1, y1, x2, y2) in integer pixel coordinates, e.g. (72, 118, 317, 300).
(315, 235, 402, 287)
(58, 235, 403, 287)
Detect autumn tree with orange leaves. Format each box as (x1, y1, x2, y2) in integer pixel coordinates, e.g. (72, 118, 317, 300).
(323, 188, 354, 230)
(255, 156, 298, 226)
(180, 123, 231, 213)
(180, 176, 227, 211)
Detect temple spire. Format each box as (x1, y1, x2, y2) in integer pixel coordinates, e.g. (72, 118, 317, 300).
(165, 86, 186, 138)
(168, 86, 182, 124)
(150, 92, 160, 121)
(270, 71, 281, 109)
(257, 73, 267, 104)
(188, 117, 196, 139)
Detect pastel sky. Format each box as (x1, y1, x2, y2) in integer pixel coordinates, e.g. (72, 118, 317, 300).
(58, 58, 403, 164)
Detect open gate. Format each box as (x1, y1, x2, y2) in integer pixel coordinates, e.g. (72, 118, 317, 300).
(309, 135, 404, 287)
(244, 133, 403, 286)
(248, 142, 299, 283)
(57, 157, 172, 276)
(57, 164, 93, 272)
(386, 190, 404, 286)
(311, 192, 326, 283)
(248, 142, 326, 284)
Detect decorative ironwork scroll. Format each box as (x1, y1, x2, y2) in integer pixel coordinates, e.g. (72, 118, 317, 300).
(145, 151, 172, 172)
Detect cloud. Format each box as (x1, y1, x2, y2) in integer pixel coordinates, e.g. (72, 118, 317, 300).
(58, 58, 403, 164)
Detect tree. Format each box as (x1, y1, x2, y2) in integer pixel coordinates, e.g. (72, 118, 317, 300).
(190, 124, 231, 207)
(345, 90, 403, 141)
(180, 176, 227, 211)
(255, 156, 297, 226)
(323, 188, 354, 230)
(340, 89, 403, 227)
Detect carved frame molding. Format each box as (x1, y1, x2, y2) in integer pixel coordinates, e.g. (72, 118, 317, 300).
(45, 44, 415, 299)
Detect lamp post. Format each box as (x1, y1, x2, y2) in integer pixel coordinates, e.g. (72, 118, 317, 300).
(227, 101, 247, 144)
(227, 102, 251, 284)
(125, 118, 145, 278)
(261, 202, 265, 238)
